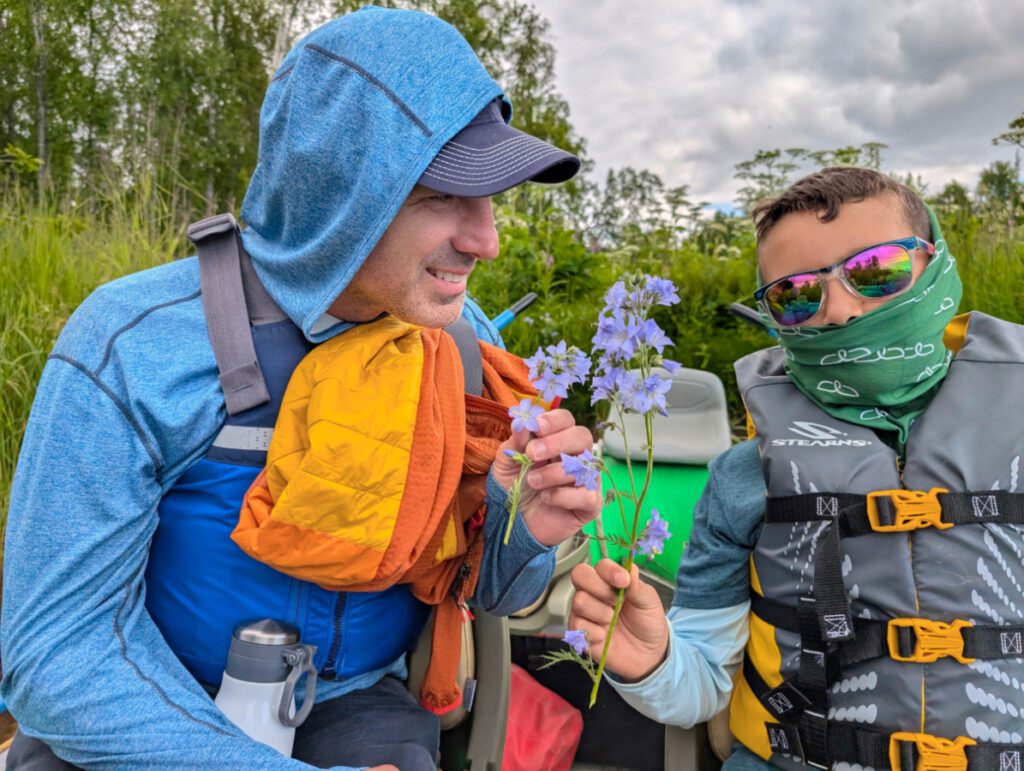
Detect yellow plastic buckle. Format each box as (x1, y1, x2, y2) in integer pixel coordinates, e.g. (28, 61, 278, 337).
(888, 618, 975, 664)
(889, 732, 976, 771)
(867, 488, 951, 532)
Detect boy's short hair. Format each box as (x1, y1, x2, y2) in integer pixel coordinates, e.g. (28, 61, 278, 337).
(751, 167, 931, 244)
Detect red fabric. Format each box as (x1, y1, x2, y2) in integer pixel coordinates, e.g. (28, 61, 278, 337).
(502, 664, 584, 771)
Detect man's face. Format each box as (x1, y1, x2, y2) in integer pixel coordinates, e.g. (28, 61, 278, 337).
(758, 194, 931, 327)
(328, 185, 500, 328)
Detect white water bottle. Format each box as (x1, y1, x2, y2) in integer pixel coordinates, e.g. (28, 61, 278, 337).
(214, 619, 318, 756)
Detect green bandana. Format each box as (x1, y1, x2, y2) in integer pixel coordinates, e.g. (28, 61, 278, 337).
(773, 207, 963, 449)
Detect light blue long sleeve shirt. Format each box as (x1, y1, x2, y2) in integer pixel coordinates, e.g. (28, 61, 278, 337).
(607, 439, 778, 770)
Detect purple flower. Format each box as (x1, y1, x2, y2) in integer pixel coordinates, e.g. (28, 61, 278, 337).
(592, 314, 642, 360)
(591, 365, 630, 405)
(661, 359, 682, 375)
(525, 342, 589, 401)
(603, 282, 628, 312)
(508, 398, 544, 433)
(637, 509, 671, 556)
(570, 349, 592, 381)
(637, 319, 671, 353)
(627, 373, 672, 416)
(646, 277, 680, 306)
(563, 628, 588, 656)
(561, 449, 601, 491)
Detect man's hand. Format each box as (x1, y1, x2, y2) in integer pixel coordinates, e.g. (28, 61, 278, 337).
(492, 408, 601, 546)
(568, 560, 669, 682)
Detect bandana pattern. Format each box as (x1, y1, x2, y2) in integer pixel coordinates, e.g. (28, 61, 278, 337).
(770, 206, 963, 448)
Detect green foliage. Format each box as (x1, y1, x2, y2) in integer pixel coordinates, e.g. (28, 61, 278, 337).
(0, 181, 184, 522)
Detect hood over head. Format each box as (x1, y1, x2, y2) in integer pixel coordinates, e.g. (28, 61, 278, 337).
(241, 7, 504, 342)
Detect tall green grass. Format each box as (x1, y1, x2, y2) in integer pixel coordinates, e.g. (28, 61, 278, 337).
(1, 182, 186, 530)
(2, 186, 1022, 546)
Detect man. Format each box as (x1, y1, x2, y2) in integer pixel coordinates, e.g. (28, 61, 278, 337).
(570, 167, 1024, 770)
(2, 8, 600, 770)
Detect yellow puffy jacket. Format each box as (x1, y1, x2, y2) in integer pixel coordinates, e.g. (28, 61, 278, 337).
(234, 316, 534, 714)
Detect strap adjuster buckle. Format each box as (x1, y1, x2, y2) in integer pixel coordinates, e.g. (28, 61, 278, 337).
(867, 488, 950, 532)
(889, 732, 976, 771)
(887, 618, 975, 664)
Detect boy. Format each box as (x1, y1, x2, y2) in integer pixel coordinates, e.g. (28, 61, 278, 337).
(571, 167, 1024, 770)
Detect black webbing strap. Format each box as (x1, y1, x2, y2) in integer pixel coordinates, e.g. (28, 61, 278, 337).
(766, 718, 1024, 770)
(767, 491, 1024, 531)
(939, 491, 1024, 524)
(812, 524, 855, 642)
(190, 213, 271, 416)
(751, 594, 1024, 663)
(445, 317, 484, 397)
(765, 493, 872, 535)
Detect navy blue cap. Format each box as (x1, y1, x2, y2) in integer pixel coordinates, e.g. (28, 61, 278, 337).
(420, 98, 580, 197)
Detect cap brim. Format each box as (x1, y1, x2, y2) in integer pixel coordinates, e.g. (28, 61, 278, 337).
(421, 122, 580, 197)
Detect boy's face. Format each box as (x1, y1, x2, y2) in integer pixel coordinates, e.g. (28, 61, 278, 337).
(758, 194, 931, 327)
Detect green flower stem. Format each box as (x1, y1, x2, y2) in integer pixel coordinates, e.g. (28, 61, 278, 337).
(602, 467, 630, 535)
(589, 410, 656, 707)
(503, 461, 532, 545)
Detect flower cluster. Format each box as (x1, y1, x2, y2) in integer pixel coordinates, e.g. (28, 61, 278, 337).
(636, 509, 671, 556)
(590, 275, 682, 417)
(524, 340, 591, 402)
(503, 343, 591, 545)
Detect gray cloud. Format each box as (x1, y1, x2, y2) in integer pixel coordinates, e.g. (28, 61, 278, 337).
(530, 0, 1023, 206)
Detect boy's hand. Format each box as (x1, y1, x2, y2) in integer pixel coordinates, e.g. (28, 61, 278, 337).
(492, 409, 601, 547)
(568, 560, 669, 682)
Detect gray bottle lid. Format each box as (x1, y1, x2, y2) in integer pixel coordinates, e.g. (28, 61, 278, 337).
(233, 618, 300, 646)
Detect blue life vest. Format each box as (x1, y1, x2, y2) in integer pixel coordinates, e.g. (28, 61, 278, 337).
(145, 219, 430, 688)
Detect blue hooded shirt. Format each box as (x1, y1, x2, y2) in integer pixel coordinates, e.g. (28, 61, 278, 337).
(1, 9, 553, 769)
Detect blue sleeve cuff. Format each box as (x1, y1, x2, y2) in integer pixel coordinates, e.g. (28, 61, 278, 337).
(471, 470, 556, 614)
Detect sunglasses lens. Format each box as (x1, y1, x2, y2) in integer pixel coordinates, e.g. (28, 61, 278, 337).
(844, 244, 913, 299)
(765, 274, 823, 326)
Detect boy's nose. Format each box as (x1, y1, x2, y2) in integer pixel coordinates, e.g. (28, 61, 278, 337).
(817, 277, 865, 326)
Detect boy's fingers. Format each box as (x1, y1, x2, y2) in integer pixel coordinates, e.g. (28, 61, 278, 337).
(594, 558, 631, 590)
(624, 563, 664, 611)
(570, 563, 620, 605)
(571, 591, 615, 626)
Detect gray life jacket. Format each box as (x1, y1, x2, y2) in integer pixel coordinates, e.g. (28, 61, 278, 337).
(729, 311, 1024, 771)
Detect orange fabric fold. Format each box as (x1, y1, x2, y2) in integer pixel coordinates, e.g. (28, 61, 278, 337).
(233, 318, 535, 714)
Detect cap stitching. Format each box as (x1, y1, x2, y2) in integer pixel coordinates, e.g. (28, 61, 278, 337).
(422, 148, 563, 182)
(440, 134, 540, 157)
(426, 145, 562, 174)
(423, 149, 564, 180)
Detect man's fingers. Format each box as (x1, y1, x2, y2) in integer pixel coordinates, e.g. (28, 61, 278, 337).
(537, 485, 602, 515)
(525, 462, 573, 490)
(527, 424, 592, 463)
(571, 590, 615, 626)
(570, 562, 621, 605)
(534, 408, 575, 436)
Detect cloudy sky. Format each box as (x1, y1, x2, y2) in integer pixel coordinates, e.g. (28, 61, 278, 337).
(529, 0, 1023, 208)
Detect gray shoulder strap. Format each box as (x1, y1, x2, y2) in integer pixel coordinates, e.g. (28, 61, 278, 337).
(189, 213, 271, 415)
(446, 317, 484, 396)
